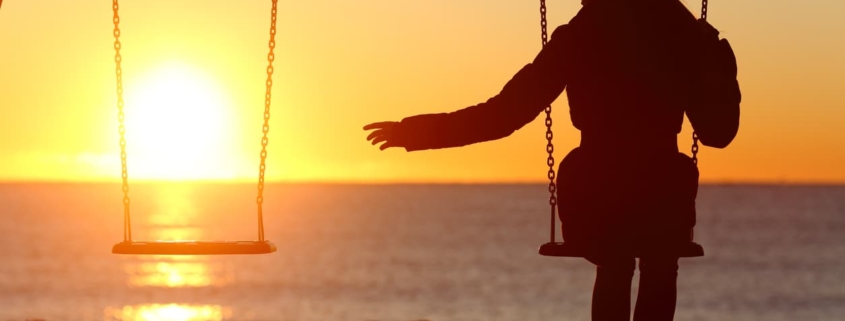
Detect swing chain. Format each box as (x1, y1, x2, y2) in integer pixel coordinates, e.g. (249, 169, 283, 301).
(256, 0, 278, 242)
(113, 0, 131, 242)
(540, 0, 557, 243)
(692, 0, 708, 166)
(691, 132, 699, 165)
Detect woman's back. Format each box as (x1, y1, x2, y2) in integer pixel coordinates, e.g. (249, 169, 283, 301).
(566, 0, 706, 143)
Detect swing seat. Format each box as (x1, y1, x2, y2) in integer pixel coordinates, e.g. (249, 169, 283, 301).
(538, 241, 704, 258)
(112, 240, 277, 255)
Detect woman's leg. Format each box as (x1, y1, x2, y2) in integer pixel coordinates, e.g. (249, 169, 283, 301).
(633, 257, 679, 321)
(586, 256, 636, 321)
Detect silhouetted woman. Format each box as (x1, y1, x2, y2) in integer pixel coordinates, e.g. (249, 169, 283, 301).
(364, 0, 740, 320)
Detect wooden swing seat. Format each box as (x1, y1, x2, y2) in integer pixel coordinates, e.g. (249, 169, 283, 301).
(112, 240, 276, 255)
(538, 241, 704, 258)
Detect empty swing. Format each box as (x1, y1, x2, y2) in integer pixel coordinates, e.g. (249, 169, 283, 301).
(537, 0, 711, 258)
(110, 0, 280, 255)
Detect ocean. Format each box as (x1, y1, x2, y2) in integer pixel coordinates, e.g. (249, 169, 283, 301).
(0, 183, 843, 321)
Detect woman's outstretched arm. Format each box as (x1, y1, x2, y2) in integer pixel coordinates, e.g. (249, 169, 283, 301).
(365, 24, 573, 151)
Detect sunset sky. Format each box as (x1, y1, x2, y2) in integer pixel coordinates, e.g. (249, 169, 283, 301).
(0, 0, 843, 183)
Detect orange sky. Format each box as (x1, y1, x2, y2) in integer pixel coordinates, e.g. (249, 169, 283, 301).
(0, 0, 843, 183)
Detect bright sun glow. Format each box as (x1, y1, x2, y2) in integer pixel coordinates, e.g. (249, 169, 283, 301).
(124, 62, 242, 180)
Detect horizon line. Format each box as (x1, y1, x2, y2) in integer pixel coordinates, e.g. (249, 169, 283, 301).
(0, 178, 843, 186)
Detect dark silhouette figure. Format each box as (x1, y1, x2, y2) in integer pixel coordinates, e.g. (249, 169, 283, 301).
(365, 0, 740, 320)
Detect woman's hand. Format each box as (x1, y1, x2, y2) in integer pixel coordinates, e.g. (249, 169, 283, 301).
(364, 121, 402, 150)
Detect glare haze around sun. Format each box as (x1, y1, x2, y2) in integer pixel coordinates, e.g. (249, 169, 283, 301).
(123, 62, 243, 180)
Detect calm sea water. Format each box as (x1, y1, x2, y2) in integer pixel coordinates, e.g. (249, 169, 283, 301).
(0, 183, 843, 321)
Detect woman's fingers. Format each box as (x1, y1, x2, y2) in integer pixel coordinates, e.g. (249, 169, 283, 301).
(367, 129, 388, 141)
(363, 121, 396, 131)
(371, 136, 387, 146)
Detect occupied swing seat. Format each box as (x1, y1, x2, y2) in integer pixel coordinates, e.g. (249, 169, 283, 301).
(539, 139, 705, 259)
(539, 236, 704, 257)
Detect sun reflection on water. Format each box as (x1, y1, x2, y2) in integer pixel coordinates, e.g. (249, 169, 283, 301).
(104, 304, 233, 321)
(125, 259, 233, 288)
(124, 184, 235, 288)
(148, 184, 200, 229)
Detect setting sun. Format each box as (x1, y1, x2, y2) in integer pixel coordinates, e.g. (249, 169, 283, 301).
(123, 62, 244, 180)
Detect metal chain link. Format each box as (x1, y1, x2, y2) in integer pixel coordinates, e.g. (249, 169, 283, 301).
(691, 132, 699, 166)
(540, 0, 558, 243)
(113, 0, 131, 242)
(687, 0, 711, 242)
(256, 0, 278, 242)
(692, 0, 708, 166)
